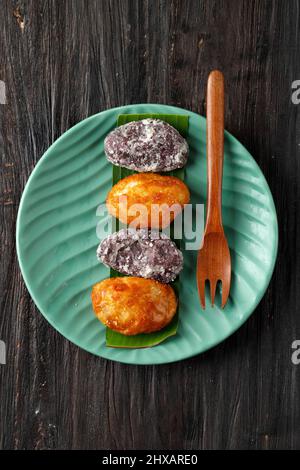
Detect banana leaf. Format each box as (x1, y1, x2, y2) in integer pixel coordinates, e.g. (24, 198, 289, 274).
(106, 113, 189, 348)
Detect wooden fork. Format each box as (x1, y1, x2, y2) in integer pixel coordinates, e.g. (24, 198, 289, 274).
(197, 70, 231, 309)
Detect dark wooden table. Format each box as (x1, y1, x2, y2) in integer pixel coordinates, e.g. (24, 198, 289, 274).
(0, 0, 299, 450)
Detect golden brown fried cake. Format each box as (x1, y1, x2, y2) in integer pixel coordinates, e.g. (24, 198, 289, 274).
(91, 277, 177, 335)
(106, 173, 190, 229)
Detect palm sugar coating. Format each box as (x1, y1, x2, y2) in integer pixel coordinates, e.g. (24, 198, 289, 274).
(104, 118, 189, 172)
(91, 277, 177, 335)
(106, 173, 190, 229)
(98, 228, 183, 283)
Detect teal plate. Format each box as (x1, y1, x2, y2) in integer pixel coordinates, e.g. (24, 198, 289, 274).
(16, 104, 278, 365)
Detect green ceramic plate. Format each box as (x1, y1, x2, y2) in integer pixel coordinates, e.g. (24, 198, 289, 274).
(16, 104, 278, 365)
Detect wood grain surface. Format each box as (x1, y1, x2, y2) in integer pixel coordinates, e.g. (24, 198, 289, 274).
(0, 0, 299, 450)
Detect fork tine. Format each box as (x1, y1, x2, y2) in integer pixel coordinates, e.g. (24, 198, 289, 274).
(197, 278, 206, 309)
(210, 279, 217, 306)
(221, 277, 230, 308)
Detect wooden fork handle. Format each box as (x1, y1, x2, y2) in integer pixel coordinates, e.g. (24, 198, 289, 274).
(206, 70, 225, 232)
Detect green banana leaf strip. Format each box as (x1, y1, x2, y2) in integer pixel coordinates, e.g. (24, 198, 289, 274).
(106, 113, 189, 348)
